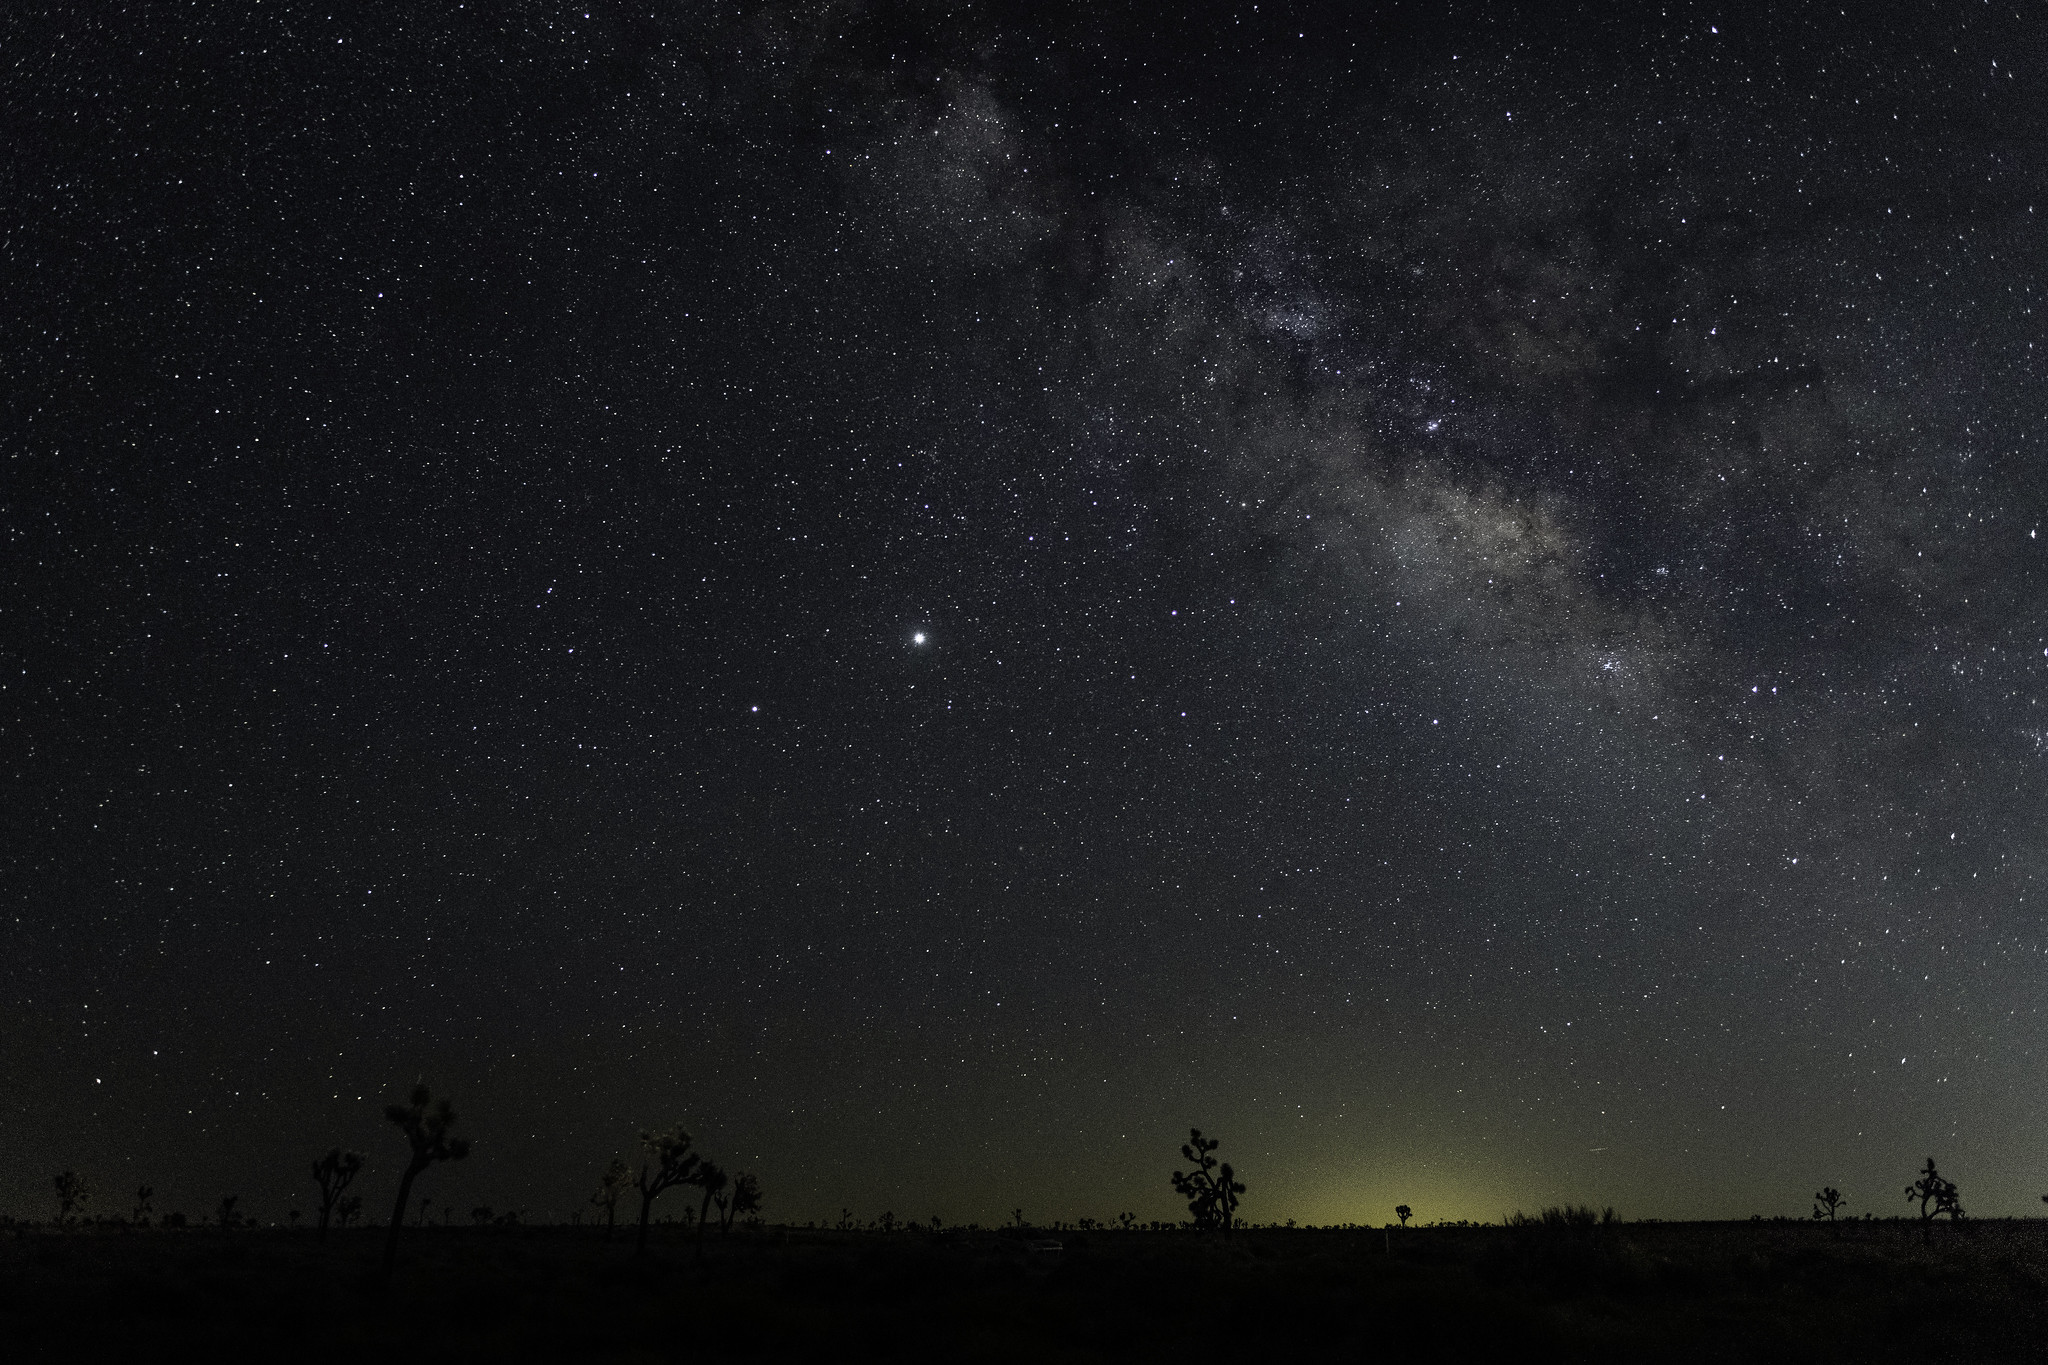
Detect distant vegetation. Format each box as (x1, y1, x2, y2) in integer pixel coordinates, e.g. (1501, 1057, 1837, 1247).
(15, 1179, 2048, 1362)
(24, 1094, 2031, 1268)
(52, 1171, 89, 1225)
(1506, 1204, 1617, 1230)
(1906, 1157, 1964, 1228)
(716, 1171, 762, 1234)
(590, 1158, 630, 1240)
(311, 1148, 363, 1241)
(1169, 1128, 1245, 1235)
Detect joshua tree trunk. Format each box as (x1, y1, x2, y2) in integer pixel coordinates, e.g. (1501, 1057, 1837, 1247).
(696, 1184, 715, 1258)
(382, 1160, 423, 1282)
(635, 1187, 656, 1256)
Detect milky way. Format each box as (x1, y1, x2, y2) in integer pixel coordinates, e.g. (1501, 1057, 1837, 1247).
(6, 3, 2046, 1225)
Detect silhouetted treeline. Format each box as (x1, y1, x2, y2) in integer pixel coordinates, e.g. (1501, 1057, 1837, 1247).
(24, 1094, 2027, 1260)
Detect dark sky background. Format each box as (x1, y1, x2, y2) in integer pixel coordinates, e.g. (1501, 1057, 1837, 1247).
(6, 0, 2047, 1227)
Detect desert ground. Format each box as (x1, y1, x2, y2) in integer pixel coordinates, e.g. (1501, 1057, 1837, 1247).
(5, 1216, 2045, 1361)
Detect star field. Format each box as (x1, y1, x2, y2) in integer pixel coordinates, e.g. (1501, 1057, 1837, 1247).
(5, 1, 2047, 1226)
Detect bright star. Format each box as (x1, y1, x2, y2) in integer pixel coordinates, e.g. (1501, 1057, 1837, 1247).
(913, 632, 927, 645)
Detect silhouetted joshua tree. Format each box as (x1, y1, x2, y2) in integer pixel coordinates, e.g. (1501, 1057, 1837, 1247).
(694, 1162, 728, 1254)
(216, 1194, 240, 1229)
(132, 1185, 154, 1225)
(717, 1171, 762, 1234)
(1395, 1205, 1413, 1227)
(311, 1147, 363, 1240)
(632, 1125, 700, 1257)
(1904, 1157, 1963, 1229)
(1170, 1128, 1245, 1235)
(591, 1157, 630, 1240)
(1812, 1187, 1847, 1221)
(380, 1084, 470, 1281)
(53, 1171, 90, 1225)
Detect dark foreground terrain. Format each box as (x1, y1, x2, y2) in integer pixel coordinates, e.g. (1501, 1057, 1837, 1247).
(4, 1219, 2045, 1361)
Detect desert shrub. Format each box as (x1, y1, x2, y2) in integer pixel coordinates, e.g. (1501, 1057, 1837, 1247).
(53, 1171, 90, 1225)
(1482, 1205, 1642, 1297)
(1505, 1204, 1608, 1231)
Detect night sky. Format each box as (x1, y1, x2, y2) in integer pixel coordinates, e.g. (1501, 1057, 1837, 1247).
(7, 1, 2048, 1228)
